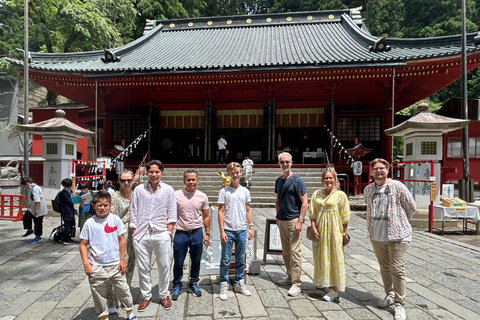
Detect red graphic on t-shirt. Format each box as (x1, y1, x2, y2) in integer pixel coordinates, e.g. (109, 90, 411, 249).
(104, 223, 118, 233)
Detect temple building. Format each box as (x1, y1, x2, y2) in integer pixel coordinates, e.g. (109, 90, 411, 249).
(8, 8, 480, 187)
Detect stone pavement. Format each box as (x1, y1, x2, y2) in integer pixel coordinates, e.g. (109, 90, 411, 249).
(1, 209, 480, 320)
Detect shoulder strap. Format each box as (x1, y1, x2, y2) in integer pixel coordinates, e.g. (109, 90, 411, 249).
(315, 192, 333, 226)
(278, 175, 299, 201)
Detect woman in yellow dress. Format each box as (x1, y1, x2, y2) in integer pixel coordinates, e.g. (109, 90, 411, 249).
(309, 168, 350, 302)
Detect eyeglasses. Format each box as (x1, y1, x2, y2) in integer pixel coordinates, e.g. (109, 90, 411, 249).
(279, 161, 291, 165)
(120, 179, 133, 183)
(373, 167, 386, 171)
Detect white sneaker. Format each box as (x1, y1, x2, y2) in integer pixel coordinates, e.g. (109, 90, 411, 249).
(287, 284, 301, 296)
(278, 278, 292, 286)
(108, 307, 118, 314)
(233, 279, 251, 296)
(377, 295, 394, 308)
(394, 305, 406, 320)
(219, 282, 228, 301)
(322, 289, 338, 302)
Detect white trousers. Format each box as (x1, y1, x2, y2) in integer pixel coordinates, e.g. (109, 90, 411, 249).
(133, 230, 171, 300)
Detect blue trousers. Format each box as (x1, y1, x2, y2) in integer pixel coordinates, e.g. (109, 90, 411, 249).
(172, 227, 203, 288)
(220, 229, 247, 284)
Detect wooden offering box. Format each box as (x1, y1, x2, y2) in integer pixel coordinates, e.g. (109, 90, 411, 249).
(441, 197, 467, 207)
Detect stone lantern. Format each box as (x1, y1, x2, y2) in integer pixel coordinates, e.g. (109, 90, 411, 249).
(19, 109, 95, 198)
(385, 103, 469, 208)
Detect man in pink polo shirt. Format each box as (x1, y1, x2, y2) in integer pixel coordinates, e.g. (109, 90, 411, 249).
(129, 160, 177, 311)
(171, 169, 211, 300)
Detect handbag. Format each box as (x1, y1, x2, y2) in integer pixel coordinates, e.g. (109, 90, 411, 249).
(306, 226, 315, 240)
(343, 234, 351, 246)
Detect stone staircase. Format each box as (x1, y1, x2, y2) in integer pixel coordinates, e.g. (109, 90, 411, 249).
(161, 166, 333, 208)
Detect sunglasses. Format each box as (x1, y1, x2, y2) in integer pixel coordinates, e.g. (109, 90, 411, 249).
(279, 161, 291, 165)
(120, 179, 133, 183)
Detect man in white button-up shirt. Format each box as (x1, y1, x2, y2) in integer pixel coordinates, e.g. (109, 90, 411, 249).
(130, 160, 177, 311)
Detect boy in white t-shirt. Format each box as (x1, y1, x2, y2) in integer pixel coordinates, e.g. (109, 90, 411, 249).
(79, 191, 137, 320)
(217, 162, 254, 301)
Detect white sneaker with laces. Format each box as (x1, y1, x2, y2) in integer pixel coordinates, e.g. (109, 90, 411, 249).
(394, 305, 406, 320)
(322, 289, 338, 302)
(287, 284, 301, 296)
(233, 279, 251, 296)
(377, 295, 394, 308)
(278, 278, 292, 286)
(219, 282, 229, 301)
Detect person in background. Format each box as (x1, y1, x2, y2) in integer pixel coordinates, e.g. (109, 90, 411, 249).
(171, 169, 210, 300)
(60, 178, 77, 245)
(217, 162, 254, 301)
(105, 180, 115, 195)
(275, 152, 308, 297)
(106, 169, 136, 315)
(21, 177, 48, 244)
(364, 158, 416, 320)
(309, 168, 350, 302)
(77, 181, 92, 233)
(217, 135, 228, 164)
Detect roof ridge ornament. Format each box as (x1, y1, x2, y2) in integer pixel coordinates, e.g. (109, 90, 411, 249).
(55, 109, 66, 118)
(369, 37, 391, 53)
(474, 31, 480, 45)
(101, 49, 121, 63)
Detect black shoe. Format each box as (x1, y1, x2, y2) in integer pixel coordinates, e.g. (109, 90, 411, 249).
(172, 286, 181, 300)
(22, 230, 34, 237)
(188, 282, 202, 297)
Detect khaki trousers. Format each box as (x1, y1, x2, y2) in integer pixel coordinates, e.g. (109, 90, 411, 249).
(370, 240, 409, 306)
(89, 264, 133, 318)
(277, 218, 302, 285)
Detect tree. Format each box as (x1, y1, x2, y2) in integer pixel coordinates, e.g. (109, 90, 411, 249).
(3, 0, 137, 104)
(402, 0, 478, 38)
(136, 0, 188, 20)
(363, 0, 404, 37)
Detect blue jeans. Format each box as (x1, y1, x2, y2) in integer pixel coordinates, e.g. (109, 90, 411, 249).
(173, 227, 203, 288)
(220, 229, 247, 283)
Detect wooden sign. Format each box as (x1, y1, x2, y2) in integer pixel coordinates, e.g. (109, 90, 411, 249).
(430, 182, 437, 201)
(263, 219, 283, 264)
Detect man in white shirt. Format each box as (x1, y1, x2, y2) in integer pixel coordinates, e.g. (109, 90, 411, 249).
(217, 135, 228, 164)
(21, 177, 48, 244)
(129, 160, 177, 311)
(171, 169, 210, 300)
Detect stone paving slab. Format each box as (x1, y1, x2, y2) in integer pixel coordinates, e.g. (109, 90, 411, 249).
(1, 208, 480, 319)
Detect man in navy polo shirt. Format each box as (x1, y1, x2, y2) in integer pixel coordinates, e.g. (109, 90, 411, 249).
(275, 152, 308, 297)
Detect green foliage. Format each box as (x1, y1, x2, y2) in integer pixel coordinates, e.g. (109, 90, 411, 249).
(4, 0, 137, 54)
(402, 0, 478, 38)
(363, 0, 404, 37)
(397, 98, 443, 116)
(137, 0, 188, 20)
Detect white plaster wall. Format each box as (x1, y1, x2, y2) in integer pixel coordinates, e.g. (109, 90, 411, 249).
(403, 162, 440, 209)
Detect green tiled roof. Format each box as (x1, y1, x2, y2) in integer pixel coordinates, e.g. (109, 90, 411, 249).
(9, 9, 480, 75)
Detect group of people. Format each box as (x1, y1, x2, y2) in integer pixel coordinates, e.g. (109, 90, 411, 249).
(78, 159, 254, 319)
(275, 153, 415, 320)
(19, 154, 415, 320)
